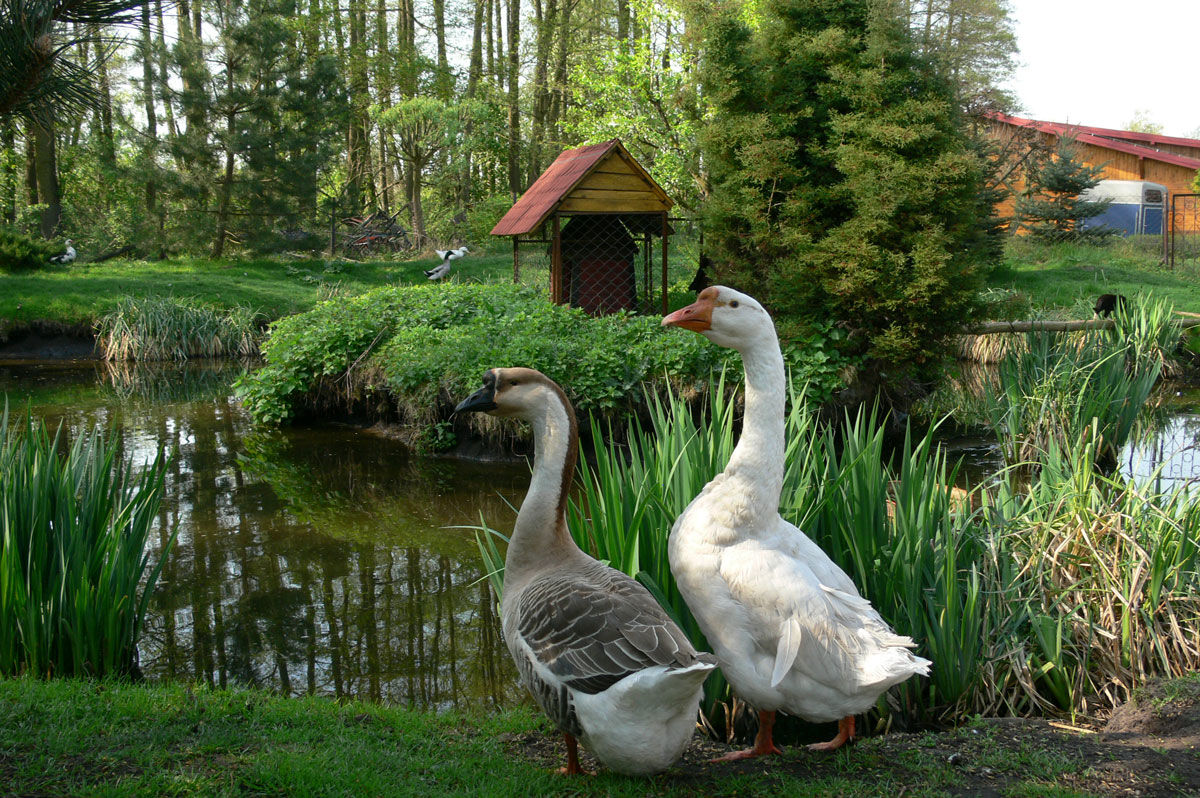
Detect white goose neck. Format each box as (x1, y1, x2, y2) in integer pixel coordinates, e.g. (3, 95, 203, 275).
(722, 326, 786, 512)
(504, 393, 580, 589)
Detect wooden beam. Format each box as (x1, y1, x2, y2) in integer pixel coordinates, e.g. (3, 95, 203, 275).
(558, 197, 671, 213)
(575, 172, 652, 192)
(966, 318, 1200, 334)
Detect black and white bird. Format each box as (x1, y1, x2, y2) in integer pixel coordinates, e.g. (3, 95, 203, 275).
(1093, 293, 1129, 318)
(425, 246, 469, 280)
(49, 239, 76, 265)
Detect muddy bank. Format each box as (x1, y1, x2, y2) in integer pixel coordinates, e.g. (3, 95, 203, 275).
(0, 330, 98, 360)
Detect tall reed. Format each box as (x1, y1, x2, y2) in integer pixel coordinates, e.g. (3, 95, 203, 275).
(983, 329, 1160, 466)
(96, 296, 261, 361)
(0, 411, 175, 677)
(473, 369, 1200, 728)
(984, 437, 1200, 715)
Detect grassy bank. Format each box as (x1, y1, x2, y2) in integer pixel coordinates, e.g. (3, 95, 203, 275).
(986, 238, 1200, 318)
(0, 676, 1115, 796)
(0, 251, 515, 332)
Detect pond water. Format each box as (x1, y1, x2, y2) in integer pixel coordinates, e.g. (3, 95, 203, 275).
(0, 359, 527, 711)
(2, 360, 1198, 711)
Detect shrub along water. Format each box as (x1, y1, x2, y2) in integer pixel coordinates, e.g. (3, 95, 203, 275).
(96, 296, 262, 361)
(0, 412, 175, 677)
(237, 283, 727, 430)
(235, 283, 857, 436)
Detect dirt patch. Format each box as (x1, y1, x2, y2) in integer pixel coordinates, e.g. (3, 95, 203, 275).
(505, 683, 1200, 795)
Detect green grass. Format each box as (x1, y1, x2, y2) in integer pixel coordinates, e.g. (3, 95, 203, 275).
(0, 249, 518, 330)
(0, 677, 1100, 797)
(986, 238, 1200, 318)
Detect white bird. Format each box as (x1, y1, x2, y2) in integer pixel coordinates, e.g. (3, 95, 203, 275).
(426, 245, 469, 280)
(661, 286, 931, 760)
(435, 245, 469, 262)
(49, 239, 76, 264)
(455, 368, 717, 775)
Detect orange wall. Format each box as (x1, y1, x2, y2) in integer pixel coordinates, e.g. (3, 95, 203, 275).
(987, 121, 1197, 232)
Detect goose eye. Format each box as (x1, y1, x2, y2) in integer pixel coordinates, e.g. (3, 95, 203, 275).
(730, 300, 740, 308)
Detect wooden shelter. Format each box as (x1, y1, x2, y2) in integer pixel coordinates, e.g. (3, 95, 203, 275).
(491, 139, 674, 315)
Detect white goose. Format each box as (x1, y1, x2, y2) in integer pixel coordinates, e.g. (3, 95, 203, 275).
(455, 368, 717, 775)
(50, 239, 76, 264)
(661, 286, 931, 759)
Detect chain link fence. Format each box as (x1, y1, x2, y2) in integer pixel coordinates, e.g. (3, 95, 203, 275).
(1170, 194, 1200, 269)
(510, 213, 703, 315)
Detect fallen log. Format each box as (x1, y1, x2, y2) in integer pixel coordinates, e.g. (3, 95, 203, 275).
(966, 317, 1200, 334)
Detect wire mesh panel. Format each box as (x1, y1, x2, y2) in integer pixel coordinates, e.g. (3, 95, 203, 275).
(513, 212, 671, 316)
(1170, 194, 1200, 269)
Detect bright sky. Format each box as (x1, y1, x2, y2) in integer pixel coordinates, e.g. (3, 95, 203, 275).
(1004, 0, 1200, 139)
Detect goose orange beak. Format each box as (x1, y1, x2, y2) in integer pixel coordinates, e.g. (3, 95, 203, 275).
(662, 295, 714, 332)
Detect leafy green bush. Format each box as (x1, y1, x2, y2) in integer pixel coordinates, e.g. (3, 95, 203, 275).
(0, 228, 59, 272)
(237, 283, 857, 431)
(0, 412, 175, 677)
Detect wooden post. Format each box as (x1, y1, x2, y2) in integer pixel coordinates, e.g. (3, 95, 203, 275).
(552, 214, 562, 303)
(660, 212, 668, 315)
(512, 236, 519, 283)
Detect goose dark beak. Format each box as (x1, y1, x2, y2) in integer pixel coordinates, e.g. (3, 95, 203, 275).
(454, 385, 497, 414)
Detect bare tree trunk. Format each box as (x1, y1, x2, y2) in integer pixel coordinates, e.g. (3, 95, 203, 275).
(31, 117, 61, 238)
(24, 125, 38, 210)
(347, 0, 370, 213)
(1, 120, 16, 224)
(433, 0, 450, 99)
(375, 0, 392, 214)
(90, 23, 116, 170)
(547, 0, 573, 148)
(154, 0, 179, 142)
(212, 69, 236, 258)
(506, 0, 520, 196)
(140, 3, 159, 228)
(528, 0, 557, 183)
(461, 0, 485, 207)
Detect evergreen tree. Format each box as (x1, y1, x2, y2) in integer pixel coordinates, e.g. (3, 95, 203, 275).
(697, 0, 996, 391)
(1016, 137, 1114, 243)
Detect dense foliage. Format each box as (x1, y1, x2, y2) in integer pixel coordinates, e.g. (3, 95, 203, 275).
(2, 0, 1019, 260)
(0, 227, 57, 271)
(697, 0, 998, 390)
(237, 283, 716, 427)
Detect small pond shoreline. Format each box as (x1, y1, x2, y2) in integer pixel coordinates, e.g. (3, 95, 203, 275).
(0, 327, 99, 360)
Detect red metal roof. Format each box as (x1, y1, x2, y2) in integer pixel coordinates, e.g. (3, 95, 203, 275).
(491, 140, 651, 236)
(988, 113, 1200, 170)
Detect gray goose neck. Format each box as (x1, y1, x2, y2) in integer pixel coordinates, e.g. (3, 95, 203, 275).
(505, 391, 581, 589)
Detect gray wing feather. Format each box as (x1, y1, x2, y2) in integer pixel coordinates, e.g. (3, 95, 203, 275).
(512, 559, 712, 718)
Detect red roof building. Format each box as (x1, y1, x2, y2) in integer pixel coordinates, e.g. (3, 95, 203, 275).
(984, 113, 1200, 231)
(492, 140, 675, 315)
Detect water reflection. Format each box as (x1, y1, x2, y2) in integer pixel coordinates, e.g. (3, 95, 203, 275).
(0, 359, 524, 710)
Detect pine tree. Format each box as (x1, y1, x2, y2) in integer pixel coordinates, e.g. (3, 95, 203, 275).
(1016, 137, 1114, 243)
(697, 0, 996, 390)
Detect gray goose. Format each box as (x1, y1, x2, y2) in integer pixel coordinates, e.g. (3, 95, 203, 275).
(455, 367, 716, 775)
